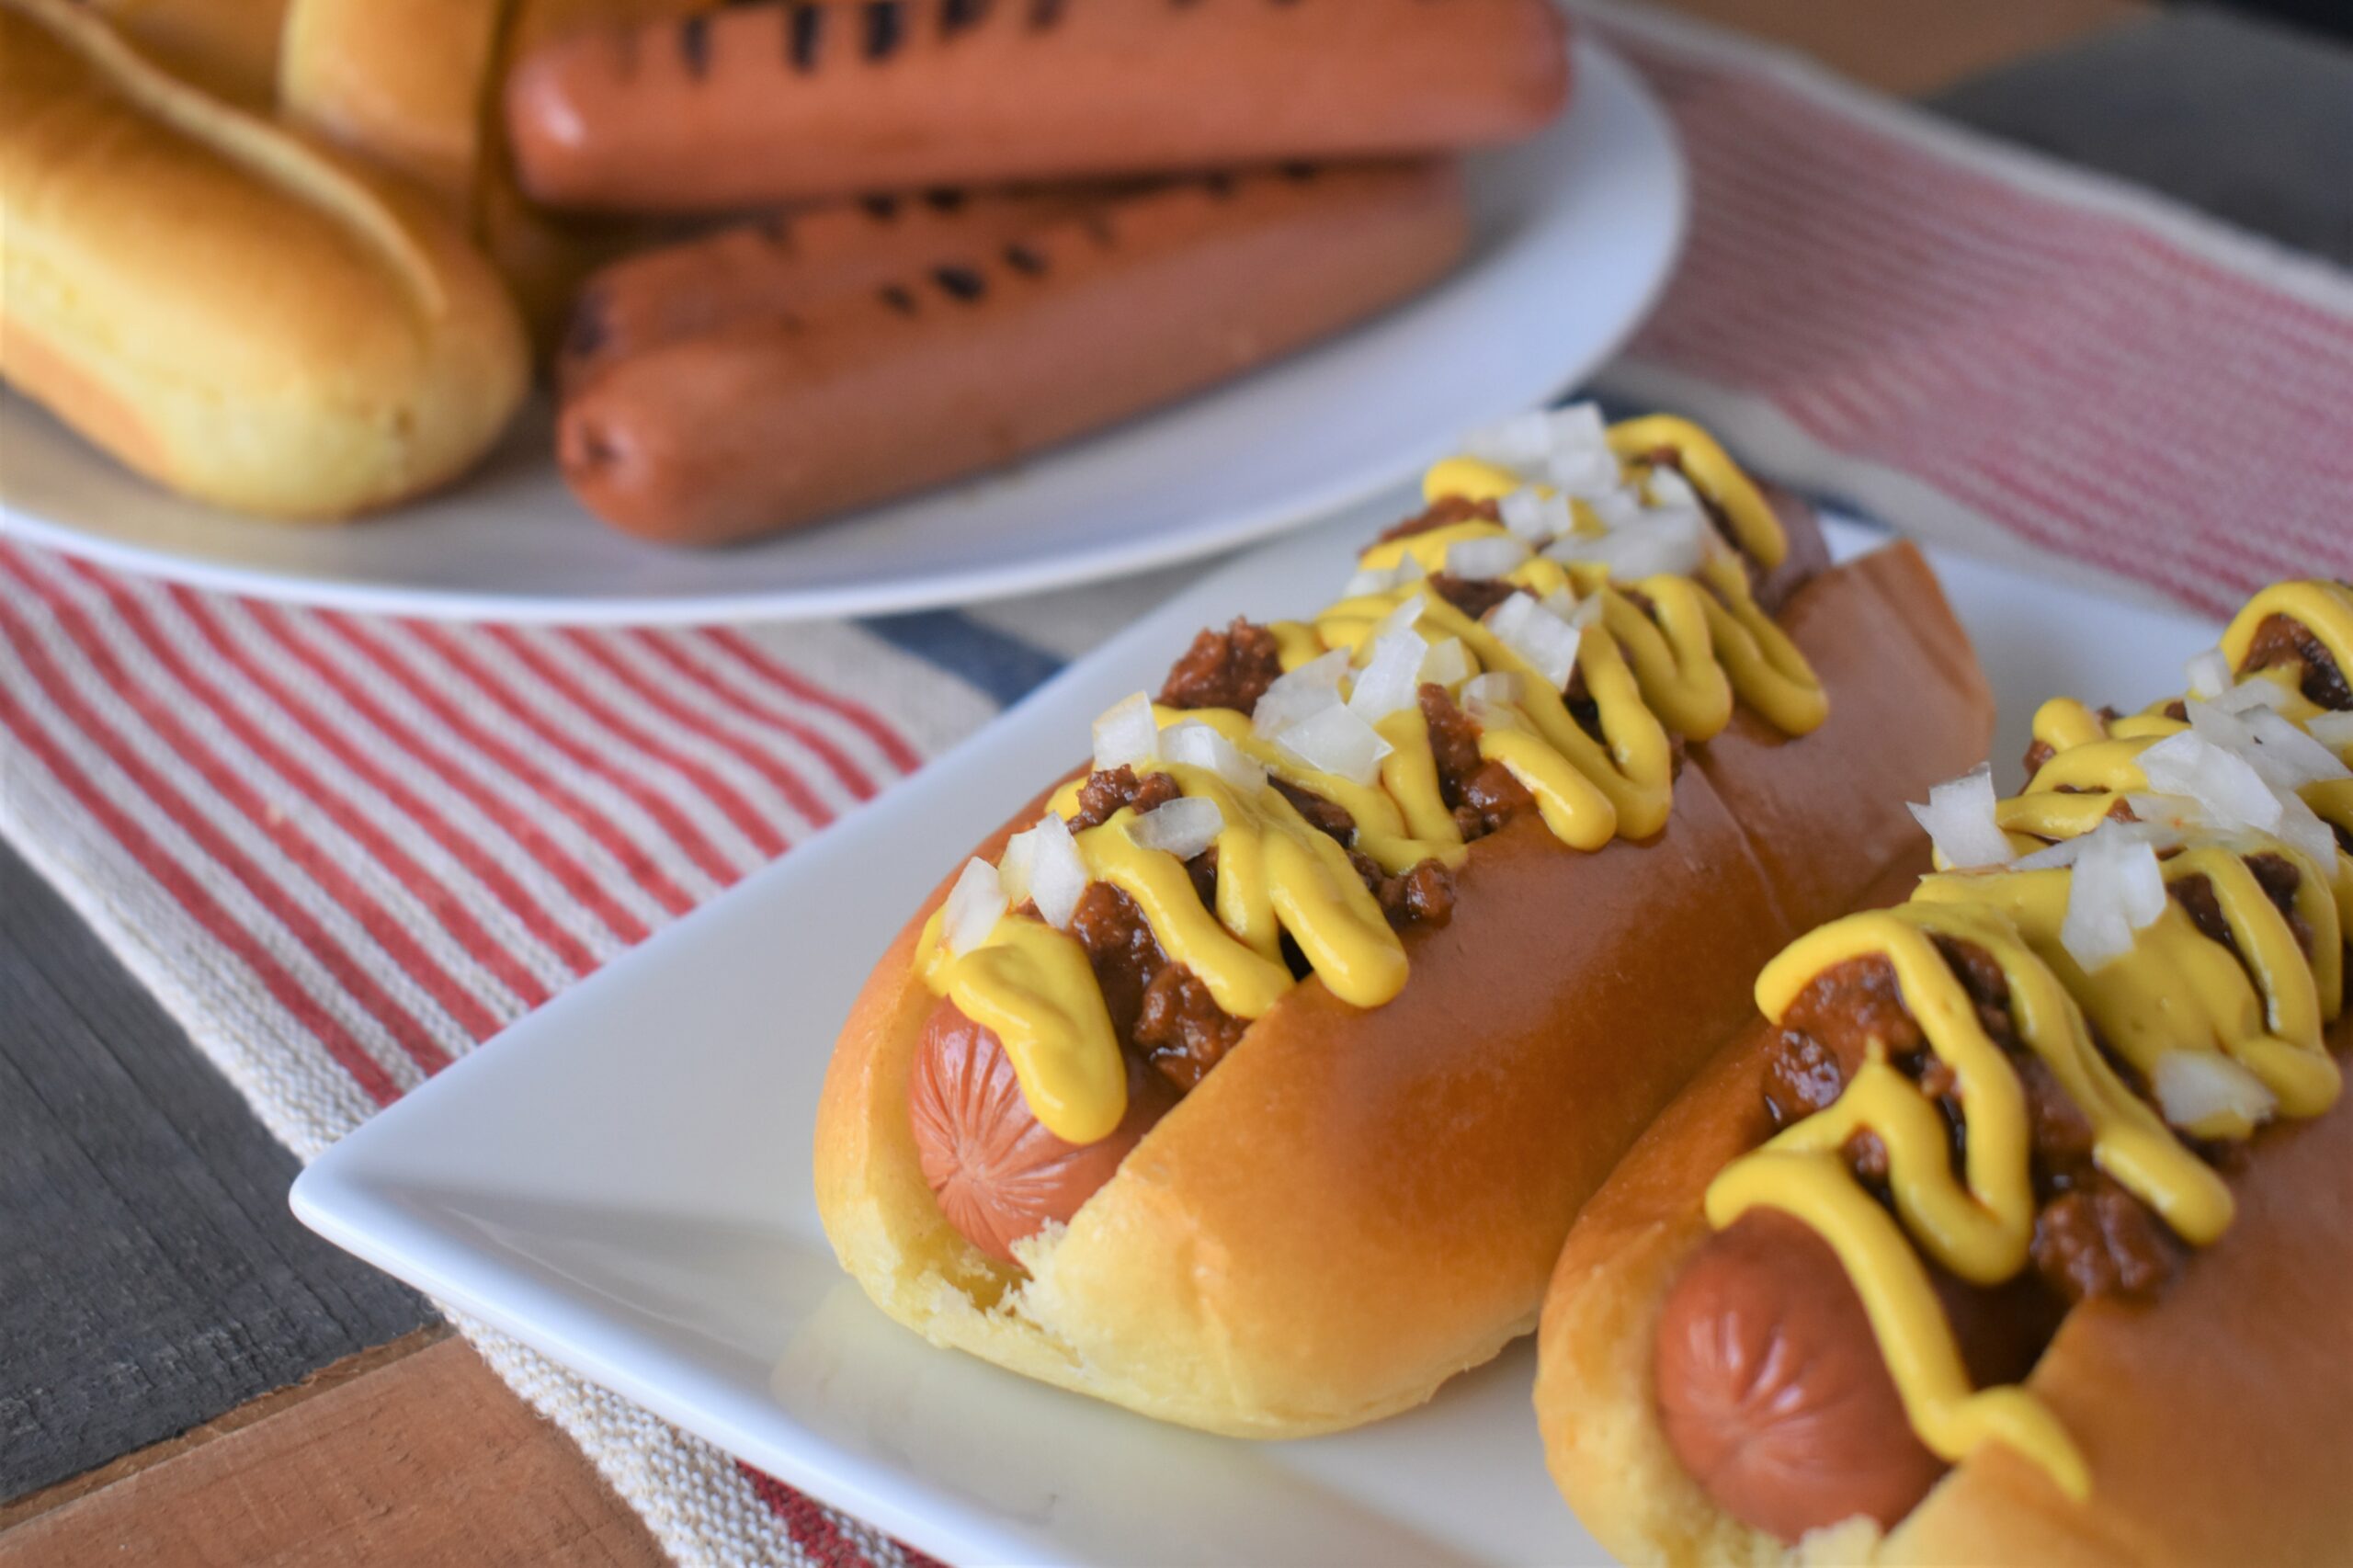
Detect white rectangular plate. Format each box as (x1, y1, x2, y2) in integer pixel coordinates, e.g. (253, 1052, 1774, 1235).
(293, 494, 2217, 1566)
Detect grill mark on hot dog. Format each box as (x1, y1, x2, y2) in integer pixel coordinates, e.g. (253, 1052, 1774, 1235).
(1281, 162, 1320, 181)
(861, 193, 901, 221)
(678, 13, 712, 75)
(940, 0, 990, 34)
(879, 282, 918, 314)
(1202, 172, 1236, 199)
(1003, 242, 1047, 275)
(922, 187, 967, 212)
(786, 3, 823, 71)
(863, 1, 904, 58)
(758, 213, 796, 250)
(933, 265, 985, 301)
(1028, 0, 1064, 28)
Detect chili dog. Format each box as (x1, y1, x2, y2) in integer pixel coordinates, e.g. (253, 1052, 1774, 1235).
(1538, 579, 2353, 1562)
(813, 410, 1994, 1435)
(558, 160, 1469, 544)
(557, 183, 1125, 393)
(506, 0, 1569, 213)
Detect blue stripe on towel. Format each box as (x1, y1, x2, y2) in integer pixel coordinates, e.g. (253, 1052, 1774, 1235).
(860, 608, 1069, 710)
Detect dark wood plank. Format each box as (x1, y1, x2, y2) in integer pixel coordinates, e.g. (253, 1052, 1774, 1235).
(0, 835, 433, 1502)
(0, 1336, 664, 1567)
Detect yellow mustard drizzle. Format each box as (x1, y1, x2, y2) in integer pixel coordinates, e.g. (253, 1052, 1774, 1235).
(1705, 584, 2353, 1504)
(920, 419, 1826, 1144)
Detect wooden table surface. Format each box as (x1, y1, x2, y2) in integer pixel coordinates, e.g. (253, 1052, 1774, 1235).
(0, 1, 2143, 1562)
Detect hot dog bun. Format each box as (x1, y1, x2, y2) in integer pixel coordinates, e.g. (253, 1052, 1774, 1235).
(815, 540, 1993, 1437)
(278, 0, 508, 213)
(85, 0, 287, 106)
(559, 161, 1472, 545)
(508, 0, 1570, 213)
(0, 0, 528, 518)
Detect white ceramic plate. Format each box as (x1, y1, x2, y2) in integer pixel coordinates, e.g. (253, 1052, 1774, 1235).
(292, 494, 2216, 1566)
(0, 38, 1681, 627)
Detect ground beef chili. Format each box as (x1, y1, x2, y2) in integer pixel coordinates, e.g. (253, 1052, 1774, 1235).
(2021, 706, 2120, 778)
(1133, 965, 1248, 1091)
(1418, 683, 1535, 842)
(1375, 494, 1499, 543)
(1067, 765, 1180, 832)
(1159, 619, 1284, 713)
(2240, 613, 2353, 711)
(1757, 937, 2185, 1314)
(1429, 573, 1516, 621)
(1272, 778, 1355, 843)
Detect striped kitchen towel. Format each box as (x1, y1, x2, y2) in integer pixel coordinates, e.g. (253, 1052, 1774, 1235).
(3, 3, 2350, 1565)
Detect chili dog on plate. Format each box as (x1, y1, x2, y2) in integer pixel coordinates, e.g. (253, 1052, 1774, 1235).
(558, 160, 1470, 544)
(813, 409, 1994, 1436)
(507, 0, 1569, 212)
(1537, 581, 2353, 1562)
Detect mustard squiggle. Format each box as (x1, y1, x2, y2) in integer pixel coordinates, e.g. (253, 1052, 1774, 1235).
(917, 417, 1828, 1142)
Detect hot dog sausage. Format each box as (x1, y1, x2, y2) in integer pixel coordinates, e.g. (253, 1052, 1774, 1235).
(506, 0, 1567, 212)
(907, 995, 1176, 1267)
(1654, 1211, 2062, 1544)
(558, 183, 1124, 393)
(557, 159, 1468, 543)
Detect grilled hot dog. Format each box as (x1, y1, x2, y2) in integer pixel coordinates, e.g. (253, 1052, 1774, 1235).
(559, 160, 1470, 543)
(558, 183, 1121, 392)
(507, 0, 1569, 212)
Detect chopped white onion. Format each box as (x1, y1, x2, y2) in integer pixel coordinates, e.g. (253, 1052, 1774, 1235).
(1545, 404, 1617, 488)
(1540, 585, 1603, 631)
(1446, 533, 1533, 581)
(1374, 594, 1425, 641)
(2153, 1051, 2277, 1139)
(1275, 703, 1392, 786)
(1490, 591, 1582, 691)
(1499, 488, 1574, 542)
(1130, 795, 1225, 861)
(1251, 648, 1350, 739)
(1091, 691, 1160, 772)
(2138, 730, 2282, 837)
(1906, 763, 2014, 869)
(1159, 720, 1267, 791)
(2182, 647, 2233, 701)
(1348, 632, 1431, 722)
(2306, 710, 2353, 749)
(2242, 707, 2352, 787)
(2156, 715, 2339, 861)
(2121, 793, 2212, 835)
(1419, 636, 1472, 687)
(996, 824, 1039, 909)
(1546, 402, 1609, 452)
(942, 858, 1006, 956)
(1583, 485, 1648, 532)
(2059, 823, 2168, 971)
(1643, 464, 1702, 512)
(1460, 671, 1526, 723)
(1029, 815, 1088, 929)
(1461, 410, 1553, 467)
(2210, 676, 2285, 715)
(1340, 551, 1428, 600)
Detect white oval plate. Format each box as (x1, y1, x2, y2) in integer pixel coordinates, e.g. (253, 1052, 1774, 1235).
(0, 36, 1680, 625)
